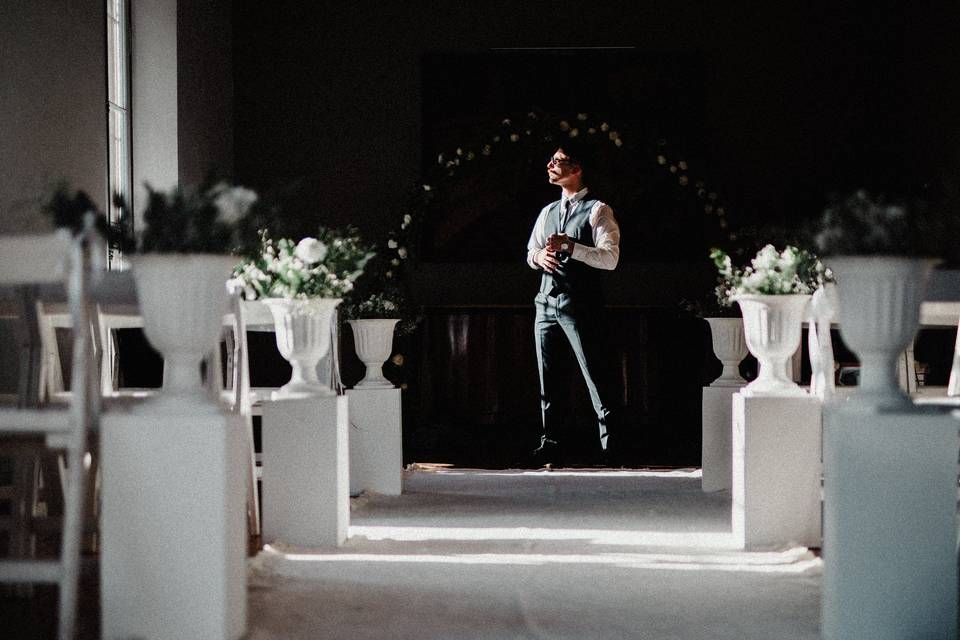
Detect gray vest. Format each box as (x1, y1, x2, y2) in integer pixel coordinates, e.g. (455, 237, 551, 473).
(539, 195, 603, 299)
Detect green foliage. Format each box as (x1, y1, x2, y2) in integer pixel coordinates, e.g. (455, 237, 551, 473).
(711, 244, 830, 304)
(232, 228, 375, 300)
(113, 179, 262, 255)
(42, 182, 111, 238)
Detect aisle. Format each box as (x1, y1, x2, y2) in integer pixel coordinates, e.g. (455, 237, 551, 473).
(248, 468, 821, 639)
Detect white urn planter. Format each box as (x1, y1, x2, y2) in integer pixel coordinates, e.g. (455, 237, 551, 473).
(348, 318, 400, 389)
(131, 254, 238, 413)
(705, 317, 748, 387)
(263, 297, 341, 398)
(734, 294, 811, 397)
(827, 256, 938, 411)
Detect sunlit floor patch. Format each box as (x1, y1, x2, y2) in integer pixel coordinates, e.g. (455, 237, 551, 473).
(348, 525, 737, 548)
(259, 543, 821, 575)
(431, 468, 704, 479)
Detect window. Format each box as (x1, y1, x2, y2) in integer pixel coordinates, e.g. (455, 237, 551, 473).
(106, 0, 131, 267)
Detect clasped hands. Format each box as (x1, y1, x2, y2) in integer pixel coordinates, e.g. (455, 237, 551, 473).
(536, 233, 572, 273)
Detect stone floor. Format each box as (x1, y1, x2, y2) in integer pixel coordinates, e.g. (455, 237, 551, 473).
(247, 467, 821, 639)
(2, 466, 823, 639)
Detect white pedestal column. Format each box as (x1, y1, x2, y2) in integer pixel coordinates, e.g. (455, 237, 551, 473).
(822, 405, 959, 640)
(701, 386, 740, 492)
(346, 387, 403, 496)
(732, 393, 822, 549)
(101, 408, 247, 640)
(261, 395, 349, 547)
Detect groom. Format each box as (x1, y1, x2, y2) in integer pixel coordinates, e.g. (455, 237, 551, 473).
(526, 140, 621, 466)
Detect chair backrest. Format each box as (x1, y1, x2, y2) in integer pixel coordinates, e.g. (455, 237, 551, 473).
(0, 224, 98, 640)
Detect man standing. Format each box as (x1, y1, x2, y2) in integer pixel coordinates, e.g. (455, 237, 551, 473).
(526, 141, 621, 466)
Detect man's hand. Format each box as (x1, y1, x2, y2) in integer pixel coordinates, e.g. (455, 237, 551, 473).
(535, 248, 560, 273)
(546, 233, 570, 253)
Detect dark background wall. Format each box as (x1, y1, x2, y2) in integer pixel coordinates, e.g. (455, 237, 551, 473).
(226, 1, 960, 466)
(179, 0, 235, 186)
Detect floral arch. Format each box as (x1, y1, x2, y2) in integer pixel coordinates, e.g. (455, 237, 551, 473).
(383, 110, 735, 266)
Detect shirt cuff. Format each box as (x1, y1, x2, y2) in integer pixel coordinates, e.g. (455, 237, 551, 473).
(569, 242, 584, 262)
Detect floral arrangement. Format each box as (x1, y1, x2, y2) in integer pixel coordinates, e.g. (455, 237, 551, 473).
(347, 290, 402, 319)
(341, 182, 423, 335)
(113, 180, 262, 255)
(42, 183, 111, 237)
(680, 284, 743, 318)
(814, 189, 948, 257)
(710, 244, 830, 303)
(231, 228, 374, 300)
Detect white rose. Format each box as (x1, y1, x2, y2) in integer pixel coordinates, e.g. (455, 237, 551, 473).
(387, 239, 398, 249)
(294, 237, 327, 264)
(509, 133, 520, 142)
(391, 258, 400, 266)
(383, 301, 397, 311)
(398, 247, 408, 259)
(403, 214, 413, 226)
(214, 185, 258, 225)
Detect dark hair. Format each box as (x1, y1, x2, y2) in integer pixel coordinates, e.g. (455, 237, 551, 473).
(555, 138, 594, 182)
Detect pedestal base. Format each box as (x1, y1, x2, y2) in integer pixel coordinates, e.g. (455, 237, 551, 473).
(101, 409, 246, 640)
(822, 405, 958, 640)
(347, 388, 403, 496)
(701, 385, 740, 492)
(732, 393, 821, 549)
(261, 395, 349, 547)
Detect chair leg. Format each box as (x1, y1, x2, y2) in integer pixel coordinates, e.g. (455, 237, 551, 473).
(948, 319, 960, 397)
(0, 447, 39, 598)
(56, 443, 86, 640)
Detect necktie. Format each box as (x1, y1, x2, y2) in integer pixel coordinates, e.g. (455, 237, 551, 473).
(561, 199, 571, 229)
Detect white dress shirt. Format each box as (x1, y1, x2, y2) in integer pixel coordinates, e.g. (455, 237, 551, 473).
(526, 187, 621, 271)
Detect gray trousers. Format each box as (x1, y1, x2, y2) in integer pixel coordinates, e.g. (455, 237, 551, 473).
(534, 292, 613, 451)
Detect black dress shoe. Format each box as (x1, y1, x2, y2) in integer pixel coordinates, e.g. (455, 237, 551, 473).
(595, 448, 623, 468)
(530, 442, 562, 468)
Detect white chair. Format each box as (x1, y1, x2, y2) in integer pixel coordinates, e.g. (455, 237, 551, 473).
(0, 226, 98, 640)
(220, 293, 261, 537)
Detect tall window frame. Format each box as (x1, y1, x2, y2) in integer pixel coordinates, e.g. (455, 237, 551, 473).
(106, 0, 131, 267)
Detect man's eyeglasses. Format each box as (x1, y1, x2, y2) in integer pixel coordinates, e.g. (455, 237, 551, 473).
(547, 156, 575, 168)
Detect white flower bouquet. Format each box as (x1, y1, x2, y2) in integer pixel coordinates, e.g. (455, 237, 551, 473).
(710, 244, 830, 303)
(114, 180, 261, 255)
(231, 228, 374, 300)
